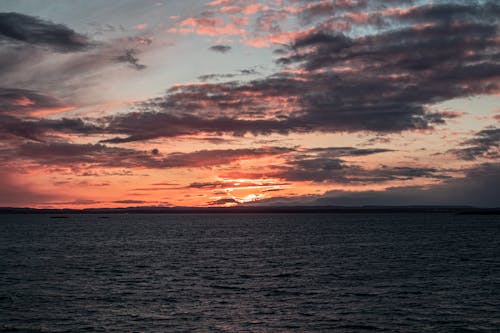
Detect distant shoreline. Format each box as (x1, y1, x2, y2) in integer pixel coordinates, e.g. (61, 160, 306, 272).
(0, 206, 499, 215)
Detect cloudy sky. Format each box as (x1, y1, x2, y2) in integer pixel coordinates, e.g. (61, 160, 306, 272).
(0, 0, 498, 208)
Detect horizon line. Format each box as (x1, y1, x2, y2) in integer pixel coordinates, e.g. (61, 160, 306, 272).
(1, 205, 499, 215)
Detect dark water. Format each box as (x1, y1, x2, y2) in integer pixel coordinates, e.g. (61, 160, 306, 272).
(1, 213, 499, 332)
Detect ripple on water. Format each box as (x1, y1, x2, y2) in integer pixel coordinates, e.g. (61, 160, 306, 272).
(0, 213, 499, 332)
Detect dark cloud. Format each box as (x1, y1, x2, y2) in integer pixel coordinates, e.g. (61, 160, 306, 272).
(13, 142, 136, 166)
(151, 182, 179, 186)
(452, 127, 500, 160)
(7, 142, 291, 170)
(88, 22, 123, 36)
(8, 2, 497, 144)
(398, 2, 500, 23)
(0, 12, 92, 52)
(182, 146, 444, 185)
(198, 73, 237, 81)
(209, 197, 240, 205)
(188, 180, 290, 189)
(0, 88, 69, 117)
(96, 0, 500, 144)
(2, 2, 494, 144)
(209, 44, 232, 53)
(302, 147, 393, 157)
(272, 160, 445, 183)
(362, 136, 392, 146)
(188, 181, 228, 189)
(114, 49, 146, 70)
(240, 69, 259, 75)
(157, 146, 291, 168)
(261, 188, 284, 193)
(0, 115, 101, 142)
(206, 146, 446, 184)
(295, 0, 417, 24)
(252, 163, 500, 208)
(113, 200, 147, 204)
(188, 137, 235, 144)
(315, 163, 500, 207)
(99, 111, 298, 143)
(132, 187, 175, 191)
(197, 69, 258, 81)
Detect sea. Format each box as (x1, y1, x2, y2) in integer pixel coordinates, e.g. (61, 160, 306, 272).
(1, 213, 499, 332)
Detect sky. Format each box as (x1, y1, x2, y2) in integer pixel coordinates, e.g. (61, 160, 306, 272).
(0, 0, 498, 208)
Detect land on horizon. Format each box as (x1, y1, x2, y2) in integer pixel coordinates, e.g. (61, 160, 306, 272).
(1, 205, 499, 215)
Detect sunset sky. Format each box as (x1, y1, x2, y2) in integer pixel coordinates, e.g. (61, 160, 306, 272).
(0, 0, 498, 208)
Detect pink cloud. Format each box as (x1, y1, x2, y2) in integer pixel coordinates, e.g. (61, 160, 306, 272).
(208, 0, 238, 6)
(134, 23, 148, 30)
(178, 16, 246, 36)
(240, 4, 270, 14)
(246, 28, 316, 48)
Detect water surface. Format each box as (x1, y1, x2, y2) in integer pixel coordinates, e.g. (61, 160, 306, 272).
(1, 213, 499, 332)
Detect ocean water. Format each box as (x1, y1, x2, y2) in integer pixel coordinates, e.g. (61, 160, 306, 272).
(1, 213, 499, 332)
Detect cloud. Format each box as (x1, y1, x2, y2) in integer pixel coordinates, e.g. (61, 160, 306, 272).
(315, 163, 500, 207)
(261, 188, 284, 193)
(6, 141, 428, 186)
(208, 0, 237, 6)
(0, 12, 92, 52)
(0, 88, 73, 117)
(452, 127, 500, 160)
(177, 16, 245, 37)
(198, 73, 237, 81)
(296, 0, 370, 23)
(252, 163, 500, 208)
(151, 182, 179, 186)
(197, 68, 258, 81)
(1, 1, 499, 209)
(151, 1, 498, 139)
(7, 142, 292, 170)
(155, 146, 291, 168)
(101, 4, 500, 142)
(0, 115, 100, 142)
(96, 72, 448, 143)
(273, 162, 447, 183)
(397, 2, 500, 23)
(2, 1, 496, 145)
(98, 111, 297, 143)
(209, 44, 232, 53)
(208, 197, 240, 205)
(199, 146, 449, 185)
(0, 13, 150, 106)
(188, 180, 290, 189)
(133, 23, 148, 31)
(300, 147, 393, 157)
(180, 146, 445, 186)
(114, 49, 147, 70)
(267, 147, 446, 183)
(113, 200, 147, 204)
